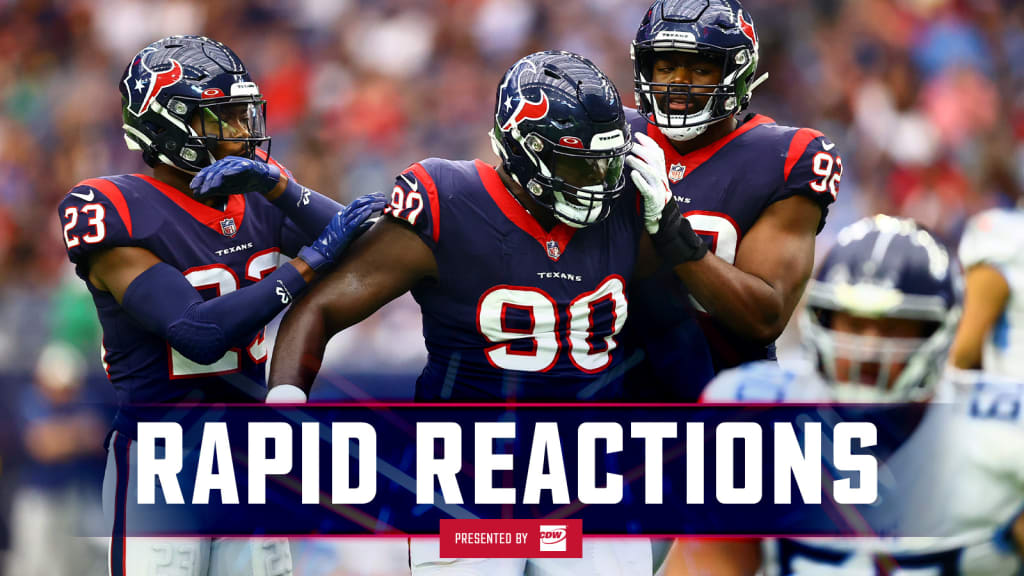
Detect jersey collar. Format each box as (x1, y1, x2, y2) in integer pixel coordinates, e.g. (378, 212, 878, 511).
(474, 160, 576, 262)
(135, 174, 247, 237)
(646, 114, 774, 180)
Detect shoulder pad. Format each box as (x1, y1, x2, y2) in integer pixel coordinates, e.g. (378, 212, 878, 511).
(959, 209, 1024, 270)
(58, 178, 134, 275)
(776, 128, 842, 232)
(624, 107, 649, 131)
(385, 159, 444, 250)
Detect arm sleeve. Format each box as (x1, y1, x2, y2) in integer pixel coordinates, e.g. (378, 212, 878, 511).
(257, 151, 344, 238)
(271, 177, 343, 239)
(120, 261, 308, 365)
(279, 216, 312, 258)
(774, 129, 842, 233)
(383, 160, 441, 253)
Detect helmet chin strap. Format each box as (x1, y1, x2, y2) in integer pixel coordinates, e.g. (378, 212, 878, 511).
(650, 94, 719, 142)
(552, 186, 604, 228)
(164, 160, 199, 176)
(660, 123, 709, 142)
(554, 211, 587, 228)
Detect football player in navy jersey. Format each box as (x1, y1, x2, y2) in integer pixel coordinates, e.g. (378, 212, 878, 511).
(192, 50, 715, 408)
(194, 50, 717, 575)
(57, 35, 383, 576)
(622, 0, 842, 400)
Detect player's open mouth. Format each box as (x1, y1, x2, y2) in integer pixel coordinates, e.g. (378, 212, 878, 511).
(663, 96, 701, 114)
(856, 364, 881, 385)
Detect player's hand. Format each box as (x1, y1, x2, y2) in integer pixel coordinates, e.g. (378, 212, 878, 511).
(626, 133, 707, 265)
(190, 156, 281, 198)
(298, 192, 387, 272)
(625, 132, 673, 235)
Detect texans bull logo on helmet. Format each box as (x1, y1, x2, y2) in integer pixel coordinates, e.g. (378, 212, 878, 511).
(123, 52, 185, 117)
(497, 57, 554, 134)
(738, 10, 758, 50)
(501, 92, 550, 133)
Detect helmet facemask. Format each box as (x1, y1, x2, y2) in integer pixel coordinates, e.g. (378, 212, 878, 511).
(801, 282, 960, 403)
(491, 125, 630, 228)
(190, 98, 270, 165)
(632, 39, 766, 142)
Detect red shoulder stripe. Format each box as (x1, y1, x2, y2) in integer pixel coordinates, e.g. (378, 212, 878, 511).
(78, 178, 133, 237)
(783, 128, 825, 183)
(409, 163, 441, 244)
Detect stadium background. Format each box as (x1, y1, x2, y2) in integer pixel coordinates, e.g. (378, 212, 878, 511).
(0, 0, 1020, 573)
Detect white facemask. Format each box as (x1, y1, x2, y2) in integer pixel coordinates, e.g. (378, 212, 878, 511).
(552, 185, 606, 228)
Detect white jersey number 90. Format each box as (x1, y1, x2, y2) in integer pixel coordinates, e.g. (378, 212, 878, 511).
(477, 276, 627, 374)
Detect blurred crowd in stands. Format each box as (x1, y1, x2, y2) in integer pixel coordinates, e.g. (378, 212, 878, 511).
(0, 0, 1021, 573)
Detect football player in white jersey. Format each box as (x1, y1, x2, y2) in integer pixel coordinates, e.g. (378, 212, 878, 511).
(951, 208, 1024, 378)
(664, 215, 1024, 575)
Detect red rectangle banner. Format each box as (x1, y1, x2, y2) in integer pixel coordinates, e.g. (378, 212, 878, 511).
(439, 519, 583, 558)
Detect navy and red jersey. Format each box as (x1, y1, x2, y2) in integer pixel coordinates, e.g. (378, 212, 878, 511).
(384, 158, 645, 401)
(58, 163, 310, 431)
(625, 109, 840, 383)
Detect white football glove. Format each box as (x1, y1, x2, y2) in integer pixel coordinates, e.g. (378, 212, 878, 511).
(625, 132, 673, 234)
(625, 133, 708, 265)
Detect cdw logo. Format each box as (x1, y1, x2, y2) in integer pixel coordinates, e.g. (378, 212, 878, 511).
(539, 525, 567, 551)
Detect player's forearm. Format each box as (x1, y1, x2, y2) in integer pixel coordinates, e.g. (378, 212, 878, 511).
(289, 257, 316, 283)
(950, 313, 994, 370)
(121, 262, 309, 364)
(268, 175, 343, 234)
(267, 217, 436, 391)
(268, 299, 332, 393)
(949, 334, 983, 369)
(951, 265, 1009, 369)
(673, 254, 786, 343)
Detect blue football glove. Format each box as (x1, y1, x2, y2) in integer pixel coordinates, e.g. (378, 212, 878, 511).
(190, 156, 280, 198)
(297, 193, 387, 272)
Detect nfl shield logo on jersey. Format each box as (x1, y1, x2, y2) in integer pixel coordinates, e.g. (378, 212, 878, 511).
(546, 240, 561, 261)
(220, 217, 237, 237)
(668, 163, 686, 183)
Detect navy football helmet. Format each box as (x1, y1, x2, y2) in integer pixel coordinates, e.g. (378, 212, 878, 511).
(490, 51, 631, 228)
(802, 215, 963, 402)
(632, 0, 768, 141)
(119, 35, 269, 174)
